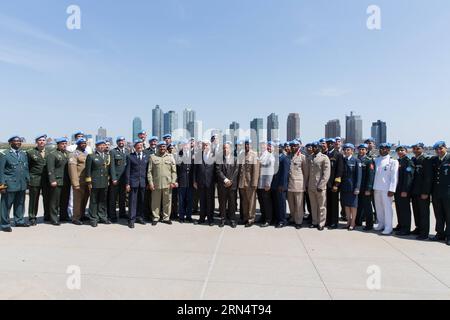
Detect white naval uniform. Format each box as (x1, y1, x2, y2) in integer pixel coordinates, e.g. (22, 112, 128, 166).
(373, 154, 399, 235)
(66, 144, 93, 217)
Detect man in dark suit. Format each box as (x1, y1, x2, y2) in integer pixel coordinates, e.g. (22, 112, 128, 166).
(177, 140, 194, 223)
(272, 143, 291, 228)
(108, 136, 130, 222)
(321, 138, 344, 229)
(125, 140, 149, 229)
(215, 142, 239, 228)
(194, 141, 216, 226)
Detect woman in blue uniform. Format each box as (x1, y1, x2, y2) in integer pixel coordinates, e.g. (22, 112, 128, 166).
(341, 143, 362, 230)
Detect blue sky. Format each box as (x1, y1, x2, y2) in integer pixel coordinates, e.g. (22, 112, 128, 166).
(0, 0, 449, 145)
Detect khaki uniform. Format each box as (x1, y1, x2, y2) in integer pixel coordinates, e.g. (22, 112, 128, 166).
(68, 150, 89, 221)
(147, 152, 177, 222)
(306, 152, 331, 227)
(288, 153, 309, 225)
(238, 150, 260, 224)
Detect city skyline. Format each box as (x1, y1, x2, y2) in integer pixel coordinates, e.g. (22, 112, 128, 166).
(1, 1, 449, 145)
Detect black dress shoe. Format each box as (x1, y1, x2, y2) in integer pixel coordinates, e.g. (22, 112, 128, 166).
(411, 228, 420, 235)
(446, 239, 450, 246)
(416, 235, 429, 241)
(16, 223, 30, 228)
(430, 235, 446, 242)
(128, 221, 135, 229)
(151, 221, 158, 226)
(245, 222, 254, 228)
(363, 226, 374, 231)
(72, 220, 83, 226)
(91, 221, 98, 228)
(260, 222, 270, 228)
(328, 224, 338, 230)
(309, 224, 317, 229)
(186, 218, 193, 223)
(393, 226, 401, 232)
(101, 220, 112, 225)
(295, 224, 303, 230)
(219, 221, 225, 228)
(396, 231, 411, 236)
(162, 220, 173, 225)
(317, 226, 324, 231)
(275, 223, 285, 229)
(179, 218, 185, 224)
(208, 221, 215, 227)
(231, 221, 237, 228)
(136, 219, 146, 225)
(29, 220, 37, 226)
(52, 222, 61, 226)
(2, 227, 12, 232)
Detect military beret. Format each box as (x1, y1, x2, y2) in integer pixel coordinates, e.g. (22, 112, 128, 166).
(76, 138, 87, 145)
(305, 143, 312, 148)
(133, 139, 143, 146)
(158, 141, 167, 146)
(319, 138, 327, 143)
(116, 136, 126, 142)
(244, 139, 252, 144)
(55, 137, 68, 144)
(343, 143, 355, 150)
(162, 134, 172, 139)
(412, 142, 425, 149)
(365, 138, 375, 143)
(138, 130, 146, 135)
(326, 138, 336, 144)
(95, 140, 106, 146)
(396, 145, 409, 151)
(289, 140, 300, 146)
(357, 143, 369, 150)
(311, 141, 320, 147)
(35, 134, 47, 142)
(73, 131, 85, 137)
(296, 138, 302, 144)
(335, 137, 342, 141)
(224, 141, 233, 145)
(379, 143, 392, 149)
(267, 141, 275, 146)
(8, 135, 22, 143)
(433, 141, 447, 149)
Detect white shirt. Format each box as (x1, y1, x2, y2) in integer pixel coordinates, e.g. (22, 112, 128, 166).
(373, 155, 399, 192)
(67, 144, 93, 154)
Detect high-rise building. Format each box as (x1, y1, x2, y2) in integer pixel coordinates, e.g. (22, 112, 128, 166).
(229, 121, 240, 146)
(183, 108, 196, 137)
(345, 111, 363, 145)
(96, 127, 107, 142)
(371, 120, 387, 146)
(287, 113, 300, 141)
(250, 118, 264, 152)
(152, 105, 164, 138)
(164, 111, 178, 135)
(132, 117, 142, 141)
(267, 113, 279, 142)
(187, 120, 203, 140)
(325, 119, 341, 139)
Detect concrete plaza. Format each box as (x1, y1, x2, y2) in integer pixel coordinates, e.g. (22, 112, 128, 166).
(0, 196, 449, 300)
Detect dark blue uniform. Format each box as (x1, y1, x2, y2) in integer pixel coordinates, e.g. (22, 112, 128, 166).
(125, 152, 149, 223)
(431, 153, 450, 240)
(411, 154, 432, 238)
(177, 150, 194, 221)
(356, 155, 375, 229)
(395, 156, 414, 234)
(340, 156, 362, 208)
(272, 153, 290, 225)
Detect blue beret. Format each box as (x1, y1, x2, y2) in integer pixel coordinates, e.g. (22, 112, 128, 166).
(267, 141, 275, 146)
(319, 138, 327, 143)
(365, 138, 375, 143)
(326, 138, 336, 144)
(311, 141, 320, 147)
(305, 143, 312, 148)
(73, 131, 85, 137)
(290, 140, 300, 146)
(335, 137, 342, 141)
(433, 141, 447, 149)
(358, 144, 369, 150)
(133, 139, 143, 146)
(138, 130, 146, 135)
(379, 143, 392, 149)
(116, 136, 126, 142)
(35, 134, 47, 141)
(412, 142, 425, 149)
(149, 136, 159, 142)
(163, 134, 172, 139)
(158, 141, 167, 146)
(76, 138, 87, 145)
(244, 139, 252, 144)
(96, 140, 106, 146)
(55, 137, 68, 144)
(343, 143, 355, 150)
(8, 135, 22, 143)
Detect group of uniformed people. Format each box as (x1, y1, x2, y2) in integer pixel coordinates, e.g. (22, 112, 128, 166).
(0, 131, 449, 246)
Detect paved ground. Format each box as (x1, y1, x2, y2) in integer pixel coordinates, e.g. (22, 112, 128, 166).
(0, 196, 449, 300)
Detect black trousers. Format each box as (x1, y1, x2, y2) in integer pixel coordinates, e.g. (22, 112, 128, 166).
(395, 193, 412, 233)
(356, 193, 373, 228)
(129, 187, 145, 222)
(199, 186, 215, 222)
(108, 178, 127, 220)
(326, 188, 340, 226)
(218, 186, 237, 222)
(412, 195, 430, 237)
(257, 189, 273, 224)
(432, 196, 450, 238)
(192, 188, 200, 213)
